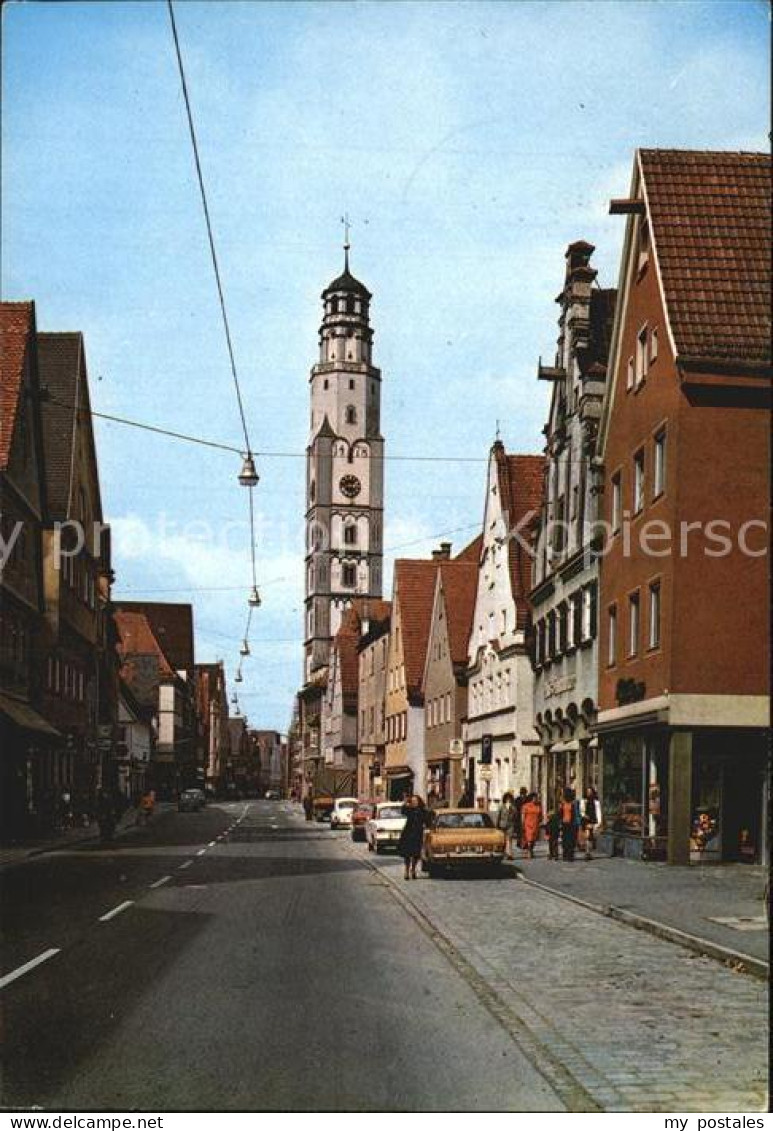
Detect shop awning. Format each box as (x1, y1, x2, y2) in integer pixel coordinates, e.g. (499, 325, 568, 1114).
(385, 764, 414, 777)
(0, 692, 60, 738)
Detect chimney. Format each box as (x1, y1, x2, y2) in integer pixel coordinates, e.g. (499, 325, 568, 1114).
(432, 543, 452, 560)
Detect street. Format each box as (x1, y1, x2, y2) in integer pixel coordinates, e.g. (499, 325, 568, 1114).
(1, 801, 767, 1113)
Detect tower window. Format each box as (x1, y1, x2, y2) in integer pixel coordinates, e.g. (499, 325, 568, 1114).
(323, 379, 329, 390)
(342, 563, 357, 588)
(344, 524, 357, 546)
(349, 379, 355, 389)
(345, 405, 357, 425)
(346, 295, 355, 314)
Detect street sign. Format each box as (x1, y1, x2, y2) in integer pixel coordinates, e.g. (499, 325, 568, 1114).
(478, 766, 493, 781)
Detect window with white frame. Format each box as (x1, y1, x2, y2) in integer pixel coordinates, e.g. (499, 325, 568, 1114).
(636, 326, 648, 385)
(650, 326, 659, 364)
(649, 582, 661, 649)
(611, 472, 621, 532)
(628, 591, 640, 656)
(653, 429, 666, 498)
(633, 450, 645, 514)
(607, 605, 617, 666)
(626, 356, 634, 391)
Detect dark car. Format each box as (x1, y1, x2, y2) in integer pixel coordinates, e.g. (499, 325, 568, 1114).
(178, 789, 205, 812)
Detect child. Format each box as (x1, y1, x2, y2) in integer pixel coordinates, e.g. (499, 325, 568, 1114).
(544, 807, 561, 860)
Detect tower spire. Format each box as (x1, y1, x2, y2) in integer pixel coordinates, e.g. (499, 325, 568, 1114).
(341, 213, 351, 271)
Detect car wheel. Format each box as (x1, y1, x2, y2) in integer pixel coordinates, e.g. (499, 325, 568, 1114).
(427, 862, 439, 879)
(375, 843, 383, 855)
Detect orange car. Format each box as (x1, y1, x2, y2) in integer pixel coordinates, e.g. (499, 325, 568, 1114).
(350, 801, 376, 841)
(421, 808, 506, 876)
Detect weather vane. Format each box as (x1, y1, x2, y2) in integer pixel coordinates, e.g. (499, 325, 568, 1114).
(341, 213, 351, 269)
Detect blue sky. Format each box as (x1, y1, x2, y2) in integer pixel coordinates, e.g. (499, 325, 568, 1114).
(2, 0, 768, 730)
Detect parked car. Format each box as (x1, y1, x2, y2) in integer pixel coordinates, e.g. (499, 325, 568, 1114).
(366, 802, 406, 853)
(422, 808, 506, 876)
(312, 795, 335, 822)
(178, 789, 205, 813)
(330, 797, 358, 829)
(350, 801, 376, 841)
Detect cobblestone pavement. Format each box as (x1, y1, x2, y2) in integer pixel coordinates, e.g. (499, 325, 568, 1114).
(343, 838, 768, 1113)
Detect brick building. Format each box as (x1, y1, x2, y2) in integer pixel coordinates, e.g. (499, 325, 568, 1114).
(596, 149, 770, 864)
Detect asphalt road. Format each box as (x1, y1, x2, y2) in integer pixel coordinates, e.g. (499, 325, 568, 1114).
(1, 801, 563, 1112)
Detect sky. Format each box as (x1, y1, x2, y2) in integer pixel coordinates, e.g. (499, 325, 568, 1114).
(2, 0, 769, 730)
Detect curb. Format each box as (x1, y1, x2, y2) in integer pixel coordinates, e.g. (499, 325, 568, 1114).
(516, 873, 769, 980)
(0, 804, 177, 870)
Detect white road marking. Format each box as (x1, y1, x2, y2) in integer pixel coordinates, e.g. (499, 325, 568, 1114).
(98, 900, 134, 922)
(0, 948, 61, 990)
(179, 860, 193, 870)
(208, 841, 216, 847)
(196, 848, 207, 856)
(149, 876, 171, 889)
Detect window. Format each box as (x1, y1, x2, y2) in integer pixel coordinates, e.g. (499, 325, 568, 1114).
(536, 619, 546, 665)
(633, 450, 645, 514)
(446, 692, 451, 721)
(611, 472, 621, 532)
(582, 583, 597, 641)
(547, 611, 556, 659)
(571, 592, 582, 648)
(345, 405, 357, 425)
(649, 582, 661, 649)
(607, 606, 617, 666)
(349, 379, 355, 390)
(626, 356, 634, 391)
(500, 608, 507, 635)
(323, 379, 329, 390)
(650, 327, 659, 364)
(558, 602, 568, 654)
(637, 220, 650, 273)
(343, 524, 357, 546)
(636, 325, 648, 385)
(628, 591, 640, 656)
(571, 483, 579, 519)
(653, 430, 666, 498)
(342, 563, 356, 588)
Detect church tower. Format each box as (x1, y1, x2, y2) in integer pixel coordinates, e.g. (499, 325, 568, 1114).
(304, 246, 384, 679)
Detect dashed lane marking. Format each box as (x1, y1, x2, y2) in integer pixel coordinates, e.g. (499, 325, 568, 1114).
(179, 861, 192, 870)
(98, 900, 134, 923)
(0, 948, 61, 990)
(149, 876, 171, 889)
(196, 849, 207, 856)
(208, 841, 217, 847)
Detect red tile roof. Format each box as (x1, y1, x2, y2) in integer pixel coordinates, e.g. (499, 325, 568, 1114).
(394, 559, 442, 699)
(495, 448, 545, 628)
(334, 605, 363, 707)
(0, 302, 35, 472)
(115, 610, 176, 680)
(437, 560, 479, 667)
(640, 149, 771, 365)
(115, 601, 195, 672)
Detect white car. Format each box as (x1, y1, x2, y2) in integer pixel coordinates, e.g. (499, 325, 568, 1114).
(366, 802, 406, 853)
(329, 797, 358, 829)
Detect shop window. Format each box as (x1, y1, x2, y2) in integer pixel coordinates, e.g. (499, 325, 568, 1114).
(653, 429, 666, 498)
(601, 734, 644, 837)
(648, 582, 661, 649)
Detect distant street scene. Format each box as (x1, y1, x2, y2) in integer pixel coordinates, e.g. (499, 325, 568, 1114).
(1, 0, 769, 1116)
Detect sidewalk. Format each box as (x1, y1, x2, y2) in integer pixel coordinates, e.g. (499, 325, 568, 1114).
(516, 843, 768, 974)
(0, 802, 176, 871)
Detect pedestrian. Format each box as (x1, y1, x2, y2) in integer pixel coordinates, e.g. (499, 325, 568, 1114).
(520, 792, 543, 858)
(544, 806, 561, 860)
(579, 786, 601, 860)
(559, 787, 580, 861)
(95, 789, 116, 844)
(496, 791, 517, 859)
(136, 790, 155, 826)
(397, 794, 429, 880)
(302, 794, 313, 822)
(513, 785, 529, 848)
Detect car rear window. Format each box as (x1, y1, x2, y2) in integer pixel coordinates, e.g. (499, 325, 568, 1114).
(378, 806, 403, 820)
(435, 813, 493, 829)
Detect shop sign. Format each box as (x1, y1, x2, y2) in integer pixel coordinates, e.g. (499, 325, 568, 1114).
(479, 766, 493, 781)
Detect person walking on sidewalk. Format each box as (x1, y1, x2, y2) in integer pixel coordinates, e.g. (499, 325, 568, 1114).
(544, 805, 561, 860)
(136, 790, 155, 826)
(95, 789, 117, 844)
(397, 794, 429, 880)
(579, 786, 601, 860)
(496, 792, 518, 859)
(513, 786, 529, 849)
(559, 787, 580, 861)
(520, 793, 543, 858)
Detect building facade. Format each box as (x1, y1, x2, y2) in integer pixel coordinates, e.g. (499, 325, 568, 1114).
(465, 445, 543, 808)
(422, 555, 478, 808)
(597, 148, 770, 865)
(356, 602, 391, 801)
(195, 662, 229, 797)
(530, 242, 616, 808)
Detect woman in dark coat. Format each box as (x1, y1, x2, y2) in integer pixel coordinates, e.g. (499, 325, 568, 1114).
(397, 794, 429, 880)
